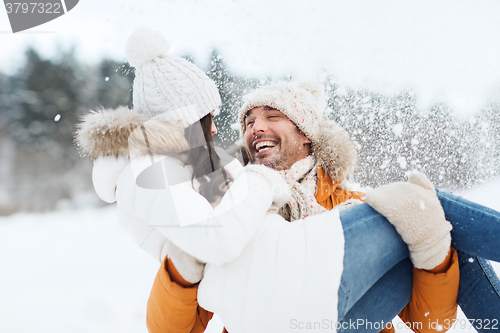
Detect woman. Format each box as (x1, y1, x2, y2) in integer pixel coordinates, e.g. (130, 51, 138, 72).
(77, 28, 500, 332)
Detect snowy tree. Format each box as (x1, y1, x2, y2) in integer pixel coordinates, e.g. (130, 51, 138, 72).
(3, 49, 135, 212)
(206, 50, 259, 146)
(324, 79, 500, 190)
(9, 48, 92, 152)
(95, 60, 134, 110)
(476, 104, 500, 180)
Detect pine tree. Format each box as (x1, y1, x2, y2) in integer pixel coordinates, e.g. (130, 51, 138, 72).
(206, 50, 258, 146)
(11, 48, 92, 153)
(324, 81, 491, 190)
(96, 60, 134, 109)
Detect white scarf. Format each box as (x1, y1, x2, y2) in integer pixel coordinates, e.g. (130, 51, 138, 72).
(278, 156, 327, 221)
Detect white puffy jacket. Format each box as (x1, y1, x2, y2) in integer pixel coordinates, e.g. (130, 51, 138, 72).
(78, 107, 345, 332)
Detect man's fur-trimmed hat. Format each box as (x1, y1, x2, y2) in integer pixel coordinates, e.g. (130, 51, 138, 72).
(238, 81, 358, 182)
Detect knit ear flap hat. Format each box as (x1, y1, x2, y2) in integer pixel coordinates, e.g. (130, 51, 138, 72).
(238, 81, 358, 182)
(238, 81, 323, 141)
(126, 27, 221, 128)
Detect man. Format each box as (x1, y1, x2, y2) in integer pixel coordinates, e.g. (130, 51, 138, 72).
(146, 81, 459, 333)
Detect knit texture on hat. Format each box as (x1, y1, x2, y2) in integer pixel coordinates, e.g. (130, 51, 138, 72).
(126, 27, 221, 128)
(238, 82, 323, 141)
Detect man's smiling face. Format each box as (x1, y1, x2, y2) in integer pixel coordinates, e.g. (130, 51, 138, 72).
(243, 106, 311, 171)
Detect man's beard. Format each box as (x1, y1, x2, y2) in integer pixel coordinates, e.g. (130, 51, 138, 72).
(254, 149, 288, 170)
(247, 135, 291, 171)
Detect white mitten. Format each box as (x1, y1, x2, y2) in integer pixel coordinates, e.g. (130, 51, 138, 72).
(365, 171, 452, 270)
(244, 164, 292, 212)
(161, 240, 205, 284)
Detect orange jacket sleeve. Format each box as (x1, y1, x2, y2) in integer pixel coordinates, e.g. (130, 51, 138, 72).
(398, 248, 459, 332)
(379, 248, 459, 333)
(146, 257, 215, 333)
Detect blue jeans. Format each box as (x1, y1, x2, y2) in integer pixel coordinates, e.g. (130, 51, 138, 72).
(336, 190, 500, 332)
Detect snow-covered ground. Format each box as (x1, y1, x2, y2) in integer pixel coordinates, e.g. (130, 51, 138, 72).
(1, 178, 499, 333)
(0, 206, 158, 333)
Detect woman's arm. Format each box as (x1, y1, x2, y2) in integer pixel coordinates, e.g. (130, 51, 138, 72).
(117, 161, 289, 265)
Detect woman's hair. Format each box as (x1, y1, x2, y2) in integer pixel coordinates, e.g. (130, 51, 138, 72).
(184, 113, 232, 205)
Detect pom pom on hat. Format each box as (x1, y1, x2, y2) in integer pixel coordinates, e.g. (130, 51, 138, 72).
(299, 81, 324, 101)
(126, 27, 221, 128)
(126, 27, 171, 68)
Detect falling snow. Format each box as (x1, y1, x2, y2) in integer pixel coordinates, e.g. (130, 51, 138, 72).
(397, 157, 407, 170)
(393, 123, 404, 137)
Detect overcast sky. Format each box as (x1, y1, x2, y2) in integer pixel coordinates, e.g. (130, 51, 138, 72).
(1, 0, 500, 115)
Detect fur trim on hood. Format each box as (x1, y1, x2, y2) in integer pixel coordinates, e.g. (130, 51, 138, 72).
(75, 106, 188, 160)
(313, 121, 358, 183)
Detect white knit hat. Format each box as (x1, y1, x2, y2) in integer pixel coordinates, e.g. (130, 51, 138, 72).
(126, 27, 221, 128)
(238, 81, 324, 142)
